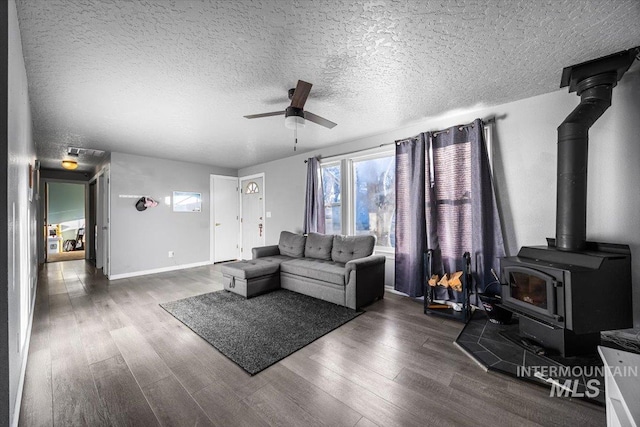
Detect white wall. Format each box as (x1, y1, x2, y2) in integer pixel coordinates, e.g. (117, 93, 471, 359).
(4, 0, 38, 425)
(239, 70, 640, 326)
(108, 152, 236, 278)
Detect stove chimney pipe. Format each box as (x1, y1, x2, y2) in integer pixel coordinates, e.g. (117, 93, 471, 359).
(555, 48, 639, 251)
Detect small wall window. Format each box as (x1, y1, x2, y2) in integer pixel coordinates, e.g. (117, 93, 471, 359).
(245, 181, 259, 194)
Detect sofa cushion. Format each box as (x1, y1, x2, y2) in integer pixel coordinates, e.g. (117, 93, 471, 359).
(221, 258, 285, 280)
(331, 235, 376, 264)
(278, 231, 306, 258)
(304, 232, 334, 260)
(280, 258, 347, 286)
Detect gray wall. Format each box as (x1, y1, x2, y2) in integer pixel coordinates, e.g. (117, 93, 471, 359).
(109, 152, 236, 278)
(47, 182, 85, 225)
(239, 70, 640, 326)
(4, 0, 38, 425)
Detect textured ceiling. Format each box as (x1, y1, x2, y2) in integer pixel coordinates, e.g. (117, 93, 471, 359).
(15, 0, 640, 171)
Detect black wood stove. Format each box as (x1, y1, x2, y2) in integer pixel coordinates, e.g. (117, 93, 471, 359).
(500, 47, 639, 357)
(501, 240, 632, 356)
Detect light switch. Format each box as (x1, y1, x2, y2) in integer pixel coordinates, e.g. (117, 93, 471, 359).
(266, 211, 272, 218)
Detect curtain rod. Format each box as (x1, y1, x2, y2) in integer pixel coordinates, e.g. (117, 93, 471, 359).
(395, 115, 498, 142)
(304, 115, 500, 163)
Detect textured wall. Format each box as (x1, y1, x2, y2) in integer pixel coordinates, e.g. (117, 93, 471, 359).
(240, 70, 640, 326)
(108, 152, 235, 278)
(5, 0, 38, 424)
(14, 0, 640, 170)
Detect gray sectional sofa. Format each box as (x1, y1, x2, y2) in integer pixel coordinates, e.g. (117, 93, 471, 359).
(221, 231, 386, 310)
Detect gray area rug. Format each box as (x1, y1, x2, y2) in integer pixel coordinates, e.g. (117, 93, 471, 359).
(160, 289, 361, 375)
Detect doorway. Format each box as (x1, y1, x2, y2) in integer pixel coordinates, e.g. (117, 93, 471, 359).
(210, 175, 240, 263)
(240, 174, 265, 259)
(45, 181, 86, 263)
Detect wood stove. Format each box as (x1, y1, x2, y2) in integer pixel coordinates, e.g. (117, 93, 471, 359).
(501, 240, 632, 356)
(500, 47, 639, 357)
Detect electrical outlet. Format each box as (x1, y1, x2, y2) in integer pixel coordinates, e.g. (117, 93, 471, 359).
(168, 251, 174, 258)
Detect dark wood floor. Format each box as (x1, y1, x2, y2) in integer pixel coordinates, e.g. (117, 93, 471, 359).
(19, 260, 605, 426)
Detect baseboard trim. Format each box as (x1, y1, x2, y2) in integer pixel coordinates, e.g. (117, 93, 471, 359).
(108, 261, 213, 281)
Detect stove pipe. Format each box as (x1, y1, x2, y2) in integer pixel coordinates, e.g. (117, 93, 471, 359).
(555, 48, 639, 251)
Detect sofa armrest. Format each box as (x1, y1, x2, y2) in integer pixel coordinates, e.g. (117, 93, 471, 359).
(345, 255, 386, 274)
(252, 245, 280, 259)
(345, 255, 386, 310)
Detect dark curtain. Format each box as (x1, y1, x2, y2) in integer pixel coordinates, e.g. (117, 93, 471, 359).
(303, 157, 326, 234)
(394, 135, 426, 297)
(427, 119, 504, 298)
(469, 119, 505, 291)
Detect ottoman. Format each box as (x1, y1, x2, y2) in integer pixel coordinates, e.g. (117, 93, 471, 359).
(221, 259, 282, 298)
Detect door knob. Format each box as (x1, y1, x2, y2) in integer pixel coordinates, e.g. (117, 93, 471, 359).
(215, 223, 221, 226)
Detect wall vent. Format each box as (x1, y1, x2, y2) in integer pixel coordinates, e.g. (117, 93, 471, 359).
(67, 146, 106, 157)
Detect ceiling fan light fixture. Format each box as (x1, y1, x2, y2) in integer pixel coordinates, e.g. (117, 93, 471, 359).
(285, 115, 305, 129)
(61, 159, 78, 170)
(284, 106, 305, 129)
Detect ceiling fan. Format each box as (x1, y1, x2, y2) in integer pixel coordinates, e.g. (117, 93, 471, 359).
(244, 80, 337, 130)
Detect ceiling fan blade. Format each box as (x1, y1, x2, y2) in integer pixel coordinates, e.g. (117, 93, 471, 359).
(243, 111, 285, 119)
(290, 80, 312, 109)
(304, 111, 337, 129)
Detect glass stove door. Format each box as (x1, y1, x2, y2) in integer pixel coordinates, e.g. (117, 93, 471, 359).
(509, 271, 548, 309)
(503, 266, 559, 320)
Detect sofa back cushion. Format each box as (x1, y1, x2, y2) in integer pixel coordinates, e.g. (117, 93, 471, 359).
(278, 231, 307, 258)
(331, 235, 375, 263)
(304, 232, 334, 260)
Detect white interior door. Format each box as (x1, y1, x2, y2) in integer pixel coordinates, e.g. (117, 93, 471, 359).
(95, 169, 110, 277)
(95, 173, 104, 269)
(102, 168, 110, 276)
(240, 175, 265, 259)
(212, 175, 239, 262)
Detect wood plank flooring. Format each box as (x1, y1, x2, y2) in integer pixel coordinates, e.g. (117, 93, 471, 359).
(19, 260, 605, 426)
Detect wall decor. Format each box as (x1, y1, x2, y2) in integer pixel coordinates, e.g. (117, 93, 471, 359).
(34, 160, 40, 200)
(173, 191, 202, 212)
(28, 163, 33, 201)
(135, 196, 159, 212)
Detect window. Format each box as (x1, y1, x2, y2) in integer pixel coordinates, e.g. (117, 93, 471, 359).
(245, 181, 259, 194)
(320, 149, 395, 249)
(353, 156, 395, 247)
(321, 163, 341, 235)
